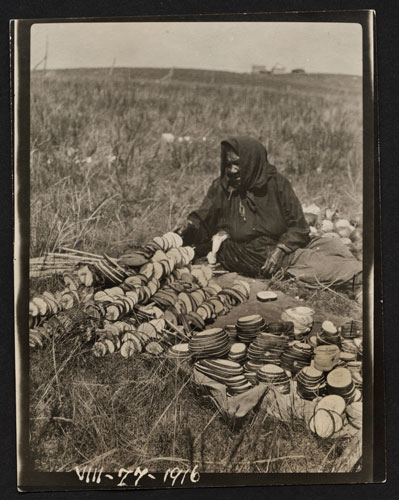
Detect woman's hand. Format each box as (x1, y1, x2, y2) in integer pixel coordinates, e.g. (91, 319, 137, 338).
(261, 247, 285, 276)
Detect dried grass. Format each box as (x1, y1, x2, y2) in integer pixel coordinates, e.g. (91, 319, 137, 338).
(29, 68, 362, 474)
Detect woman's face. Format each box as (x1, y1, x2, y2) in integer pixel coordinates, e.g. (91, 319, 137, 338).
(225, 150, 241, 187)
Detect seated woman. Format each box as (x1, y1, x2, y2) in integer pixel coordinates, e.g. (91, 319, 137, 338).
(179, 136, 362, 302)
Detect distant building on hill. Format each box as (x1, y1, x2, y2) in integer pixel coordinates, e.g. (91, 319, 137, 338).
(271, 63, 286, 75)
(252, 64, 268, 74)
(292, 68, 306, 74)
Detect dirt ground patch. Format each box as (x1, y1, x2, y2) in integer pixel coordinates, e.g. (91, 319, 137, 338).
(212, 272, 353, 329)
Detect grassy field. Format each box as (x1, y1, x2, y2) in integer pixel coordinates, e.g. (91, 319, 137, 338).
(29, 68, 362, 474)
(30, 68, 362, 257)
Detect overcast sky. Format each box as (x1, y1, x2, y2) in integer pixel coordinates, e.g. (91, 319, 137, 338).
(31, 22, 362, 75)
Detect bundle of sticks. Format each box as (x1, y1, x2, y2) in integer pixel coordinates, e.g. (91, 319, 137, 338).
(30, 247, 117, 278)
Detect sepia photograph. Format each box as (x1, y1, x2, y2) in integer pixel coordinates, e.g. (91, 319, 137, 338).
(13, 12, 381, 490)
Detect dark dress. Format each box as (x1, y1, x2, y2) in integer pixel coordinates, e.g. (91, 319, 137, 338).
(183, 137, 310, 277)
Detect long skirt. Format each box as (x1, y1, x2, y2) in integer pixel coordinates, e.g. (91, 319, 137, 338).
(217, 236, 362, 287)
(285, 236, 362, 288)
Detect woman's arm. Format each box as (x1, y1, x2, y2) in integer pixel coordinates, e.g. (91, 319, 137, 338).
(187, 178, 222, 235)
(262, 177, 309, 275)
(276, 175, 310, 252)
(180, 178, 222, 245)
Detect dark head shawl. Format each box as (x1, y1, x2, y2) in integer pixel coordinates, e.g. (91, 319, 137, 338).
(220, 137, 276, 194)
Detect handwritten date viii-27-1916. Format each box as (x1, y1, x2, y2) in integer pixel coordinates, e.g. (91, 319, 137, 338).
(75, 464, 201, 487)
